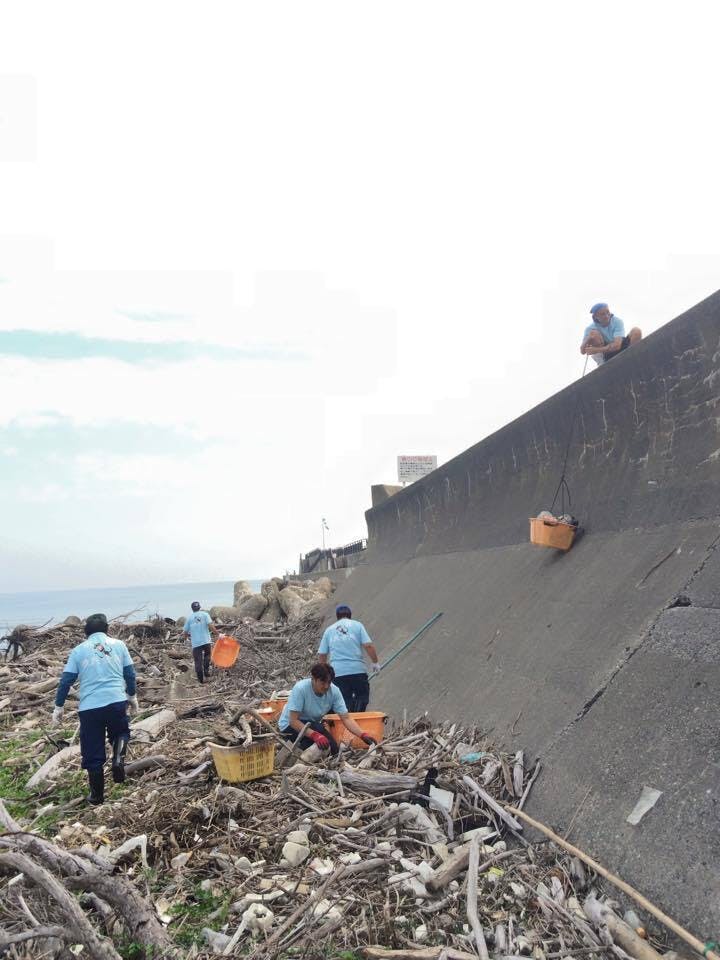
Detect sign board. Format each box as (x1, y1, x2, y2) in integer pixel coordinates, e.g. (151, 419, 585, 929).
(397, 455, 438, 484)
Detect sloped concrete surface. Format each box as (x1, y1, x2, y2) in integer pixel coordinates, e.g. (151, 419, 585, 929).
(330, 291, 720, 934)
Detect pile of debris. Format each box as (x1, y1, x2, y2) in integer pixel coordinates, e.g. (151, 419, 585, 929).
(0, 620, 672, 960)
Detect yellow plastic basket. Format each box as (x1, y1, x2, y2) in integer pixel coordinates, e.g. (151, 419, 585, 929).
(209, 740, 276, 783)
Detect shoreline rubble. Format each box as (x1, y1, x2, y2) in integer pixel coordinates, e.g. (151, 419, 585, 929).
(0, 610, 670, 960)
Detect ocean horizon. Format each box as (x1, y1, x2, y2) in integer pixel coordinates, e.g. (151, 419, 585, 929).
(0, 579, 266, 634)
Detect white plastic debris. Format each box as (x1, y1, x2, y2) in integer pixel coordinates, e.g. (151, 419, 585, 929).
(339, 852, 362, 865)
(203, 928, 231, 952)
(627, 786, 663, 825)
(242, 903, 275, 935)
(313, 898, 342, 922)
(281, 841, 310, 867)
(309, 856, 334, 876)
(285, 829, 310, 845)
(106, 833, 149, 869)
(414, 923, 428, 942)
(428, 785, 455, 812)
(170, 852, 192, 870)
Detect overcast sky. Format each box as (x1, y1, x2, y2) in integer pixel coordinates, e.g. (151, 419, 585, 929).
(1, 2, 719, 592)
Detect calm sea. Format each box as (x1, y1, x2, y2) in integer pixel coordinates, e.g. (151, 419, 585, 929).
(0, 579, 265, 635)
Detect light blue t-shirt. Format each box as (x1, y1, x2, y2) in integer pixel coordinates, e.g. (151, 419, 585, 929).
(583, 315, 626, 365)
(185, 610, 212, 648)
(64, 633, 133, 711)
(318, 618, 373, 677)
(278, 677, 348, 730)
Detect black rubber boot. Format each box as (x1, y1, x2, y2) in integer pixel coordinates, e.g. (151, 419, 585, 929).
(196, 671, 204, 684)
(87, 768, 104, 806)
(111, 735, 130, 784)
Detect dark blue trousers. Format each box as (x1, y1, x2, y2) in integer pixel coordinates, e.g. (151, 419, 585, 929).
(79, 700, 130, 771)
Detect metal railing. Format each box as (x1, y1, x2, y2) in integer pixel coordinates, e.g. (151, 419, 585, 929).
(299, 538, 368, 574)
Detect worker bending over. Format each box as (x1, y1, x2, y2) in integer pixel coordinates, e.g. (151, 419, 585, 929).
(317, 604, 379, 712)
(183, 601, 219, 684)
(52, 613, 139, 805)
(581, 303, 642, 366)
(279, 662, 377, 755)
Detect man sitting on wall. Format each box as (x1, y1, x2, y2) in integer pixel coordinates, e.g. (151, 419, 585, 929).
(581, 303, 642, 366)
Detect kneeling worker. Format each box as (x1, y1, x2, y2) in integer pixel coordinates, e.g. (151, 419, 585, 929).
(52, 613, 139, 805)
(279, 663, 377, 755)
(317, 604, 380, 712)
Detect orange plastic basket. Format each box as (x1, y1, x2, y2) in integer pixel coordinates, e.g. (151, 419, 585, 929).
(529, 517, 576, 552)
(258, 698, 288, 723)
(322, 711, 387, 750)
(211, 635, 241, 669)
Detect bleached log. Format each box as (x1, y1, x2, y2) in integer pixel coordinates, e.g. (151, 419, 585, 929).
(363, 948, 477, 959)
(583, 897, 661, 960)
(466, 835, 490, 960)
(26, 746, 81, 789)
(131, 708, 177, 741)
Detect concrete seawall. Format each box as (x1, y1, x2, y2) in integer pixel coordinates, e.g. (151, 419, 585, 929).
(334, 291, 720, 934)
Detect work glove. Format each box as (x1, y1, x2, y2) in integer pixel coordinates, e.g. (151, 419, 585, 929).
(127, 695, 139, 716)
(51, 706, 64, 727)
(309, 730, 330, 750)
(360, 733, 377, 746)
(370, 663, 382, 676)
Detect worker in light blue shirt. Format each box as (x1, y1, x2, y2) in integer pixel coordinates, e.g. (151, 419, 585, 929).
(581, 302, 642, 366)
(278, 662, 377, 755)
(52, 613, 138, 806)
(317, 604, 380, 712)
(183, 601, 219, 684)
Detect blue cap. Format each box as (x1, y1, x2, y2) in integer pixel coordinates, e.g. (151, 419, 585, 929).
(336, 604, 351, 616)
(590, 302, 608, 316)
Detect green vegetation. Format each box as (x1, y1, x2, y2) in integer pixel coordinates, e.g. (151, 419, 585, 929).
(169, 883, 231, 948)
(0, 729, 105, 835)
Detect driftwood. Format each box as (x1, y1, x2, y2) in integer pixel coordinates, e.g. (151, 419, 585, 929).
(462, 775, 523, 831)
(0, 614, 650, 959)
(123, 754, 167, 774)
(131, 708, 177, 740)
(466, 835, 489, 960)
(0, 800, 108, 876)
(425, 845, 514, 895)
(509, 804, 720, 960)
(0, 925, 67, 947)
(363, 949, 478, 960)
(583, 897, 661, 960)
(26, 745, 81, 789)
(65, 871, 177, 956)
(0, 851, 121, 960)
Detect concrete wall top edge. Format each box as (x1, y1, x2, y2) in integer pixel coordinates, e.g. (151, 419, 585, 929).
(366, 290, 720, 560)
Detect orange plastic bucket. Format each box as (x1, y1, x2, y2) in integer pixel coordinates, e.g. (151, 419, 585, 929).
(258, 698, 288, 723)
(211, 635, 241, 669)
(322, 711, 386, 749)
(529, 517, 576, 552)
